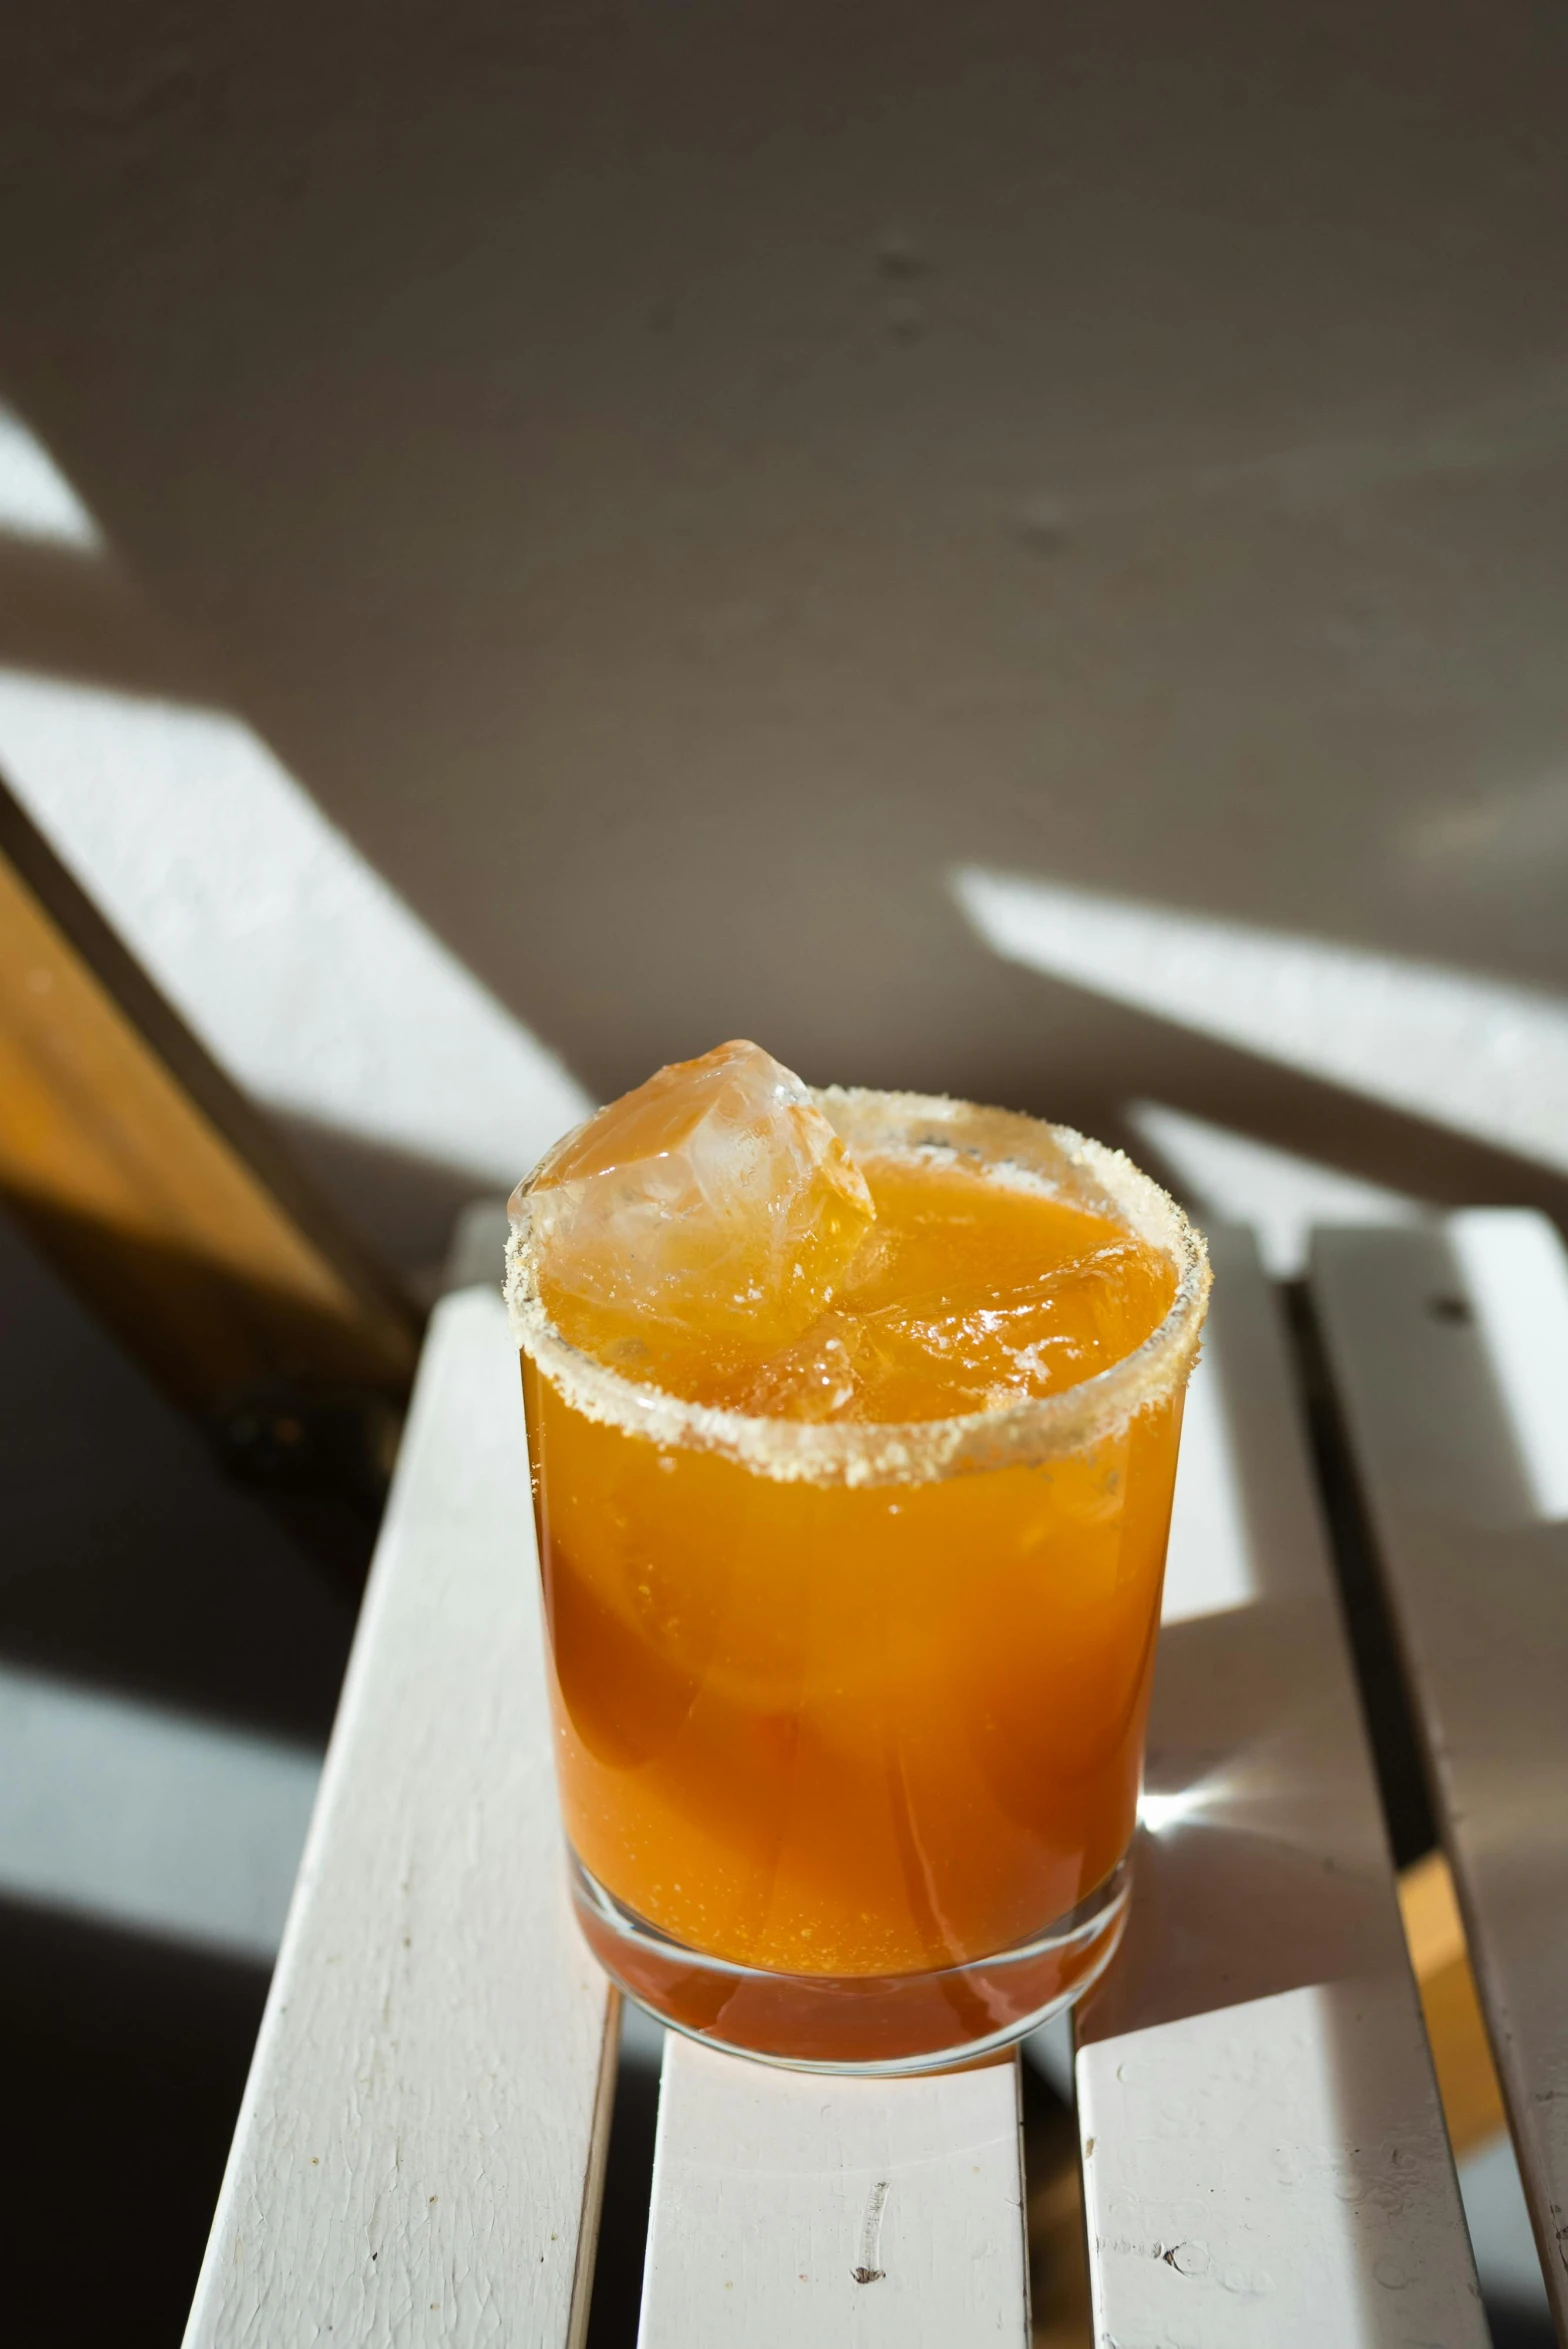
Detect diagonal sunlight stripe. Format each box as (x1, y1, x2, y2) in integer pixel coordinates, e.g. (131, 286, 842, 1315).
(0, 1661, 318, 1963)
(1127, 1101, 1424, 1280)
(0, 671, 589, 1188)
(1449, 1211, 1568, 1522)
(1158, 1336, 1256, 1625)
(954, 867, 1568, 1182)
(0, 407, 103, 550)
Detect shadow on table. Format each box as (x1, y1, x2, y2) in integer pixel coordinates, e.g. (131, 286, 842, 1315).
(586, 2002, 664, 2349)
(0, 1894, 269, 2349)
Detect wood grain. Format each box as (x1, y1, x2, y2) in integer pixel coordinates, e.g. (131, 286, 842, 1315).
(1076, 1231, 1485, 2345)
(1312, 1211, 1568, 2336)
(639, 2034, 1029, 2348)
(183, 1284, 616, 2348)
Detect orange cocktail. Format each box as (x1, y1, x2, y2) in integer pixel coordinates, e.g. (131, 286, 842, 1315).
(508, 1045, 1209, 2069)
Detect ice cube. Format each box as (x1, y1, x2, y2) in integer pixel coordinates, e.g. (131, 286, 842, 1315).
(527, 1040, 876, 1345)
(726, 1314, 866, 1421)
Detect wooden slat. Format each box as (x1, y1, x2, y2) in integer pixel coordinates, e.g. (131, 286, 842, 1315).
(0, 777, 416, 1410)
(1311, 1211, 1568, 2335)
(638, 2034, 1028, 2348)
(1398, 1851, 1507, 2161)
(1075, 1228, 1485, 2344)
(183, 1280, 616, 2348)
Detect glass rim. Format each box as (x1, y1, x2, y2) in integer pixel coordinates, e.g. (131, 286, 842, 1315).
(505, 1084, 1211, 1489)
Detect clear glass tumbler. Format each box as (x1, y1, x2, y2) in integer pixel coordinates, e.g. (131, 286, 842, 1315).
(508, 1088, 1209, 2071)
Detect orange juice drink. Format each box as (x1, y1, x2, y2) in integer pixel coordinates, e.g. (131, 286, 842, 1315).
(508, 1044, 1209, 2069)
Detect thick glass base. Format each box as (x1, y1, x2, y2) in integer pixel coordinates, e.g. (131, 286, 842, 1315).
(569, 1852, 1131, 2074)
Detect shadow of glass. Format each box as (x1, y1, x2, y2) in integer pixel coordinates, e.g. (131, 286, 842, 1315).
(1082, 1226, 1404, 2048)
(1075, 1230, 1486, 2335)
(1087, 1623, 1394, 2043)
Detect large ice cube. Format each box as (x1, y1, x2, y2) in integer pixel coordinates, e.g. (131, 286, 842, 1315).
(527, 1040, 876, 1345)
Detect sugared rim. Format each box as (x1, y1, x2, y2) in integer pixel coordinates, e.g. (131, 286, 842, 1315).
(504, 1085, 1211, 1488)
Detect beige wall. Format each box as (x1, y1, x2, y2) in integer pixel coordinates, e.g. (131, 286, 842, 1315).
(3, 0, 1567, 1265)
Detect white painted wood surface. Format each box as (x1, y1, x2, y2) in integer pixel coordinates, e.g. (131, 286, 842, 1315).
(638, 2033, 1028, 2348)
(1311, 1210, 1568, 2336)
(183, 1281, 616, 2349)
(1076, 1228, 1486, 2346)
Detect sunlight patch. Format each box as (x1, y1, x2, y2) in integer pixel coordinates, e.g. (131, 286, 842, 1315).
(0, 405, 103, 550)
(1128, 1101, 1423, 1279)
(954, 866, 1568, 1181)
(0, 671, 589, 1187)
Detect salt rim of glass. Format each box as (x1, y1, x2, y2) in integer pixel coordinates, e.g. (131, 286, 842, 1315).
(504, 1085, 1212, 1489)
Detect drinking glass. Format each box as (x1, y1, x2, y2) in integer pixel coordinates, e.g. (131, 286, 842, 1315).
(508, 1088, 1210, 2071)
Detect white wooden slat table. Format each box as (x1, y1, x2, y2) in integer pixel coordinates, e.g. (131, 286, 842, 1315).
(183, 1279, 617, 2349)
(1311, 1210, 1568, 2338)
(639, 2036, 1028, 2346)
(183, 1227, 1032, 2347)
(1076, 1229, 1486, 2346)
(184, 1211, 1511, 2347)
